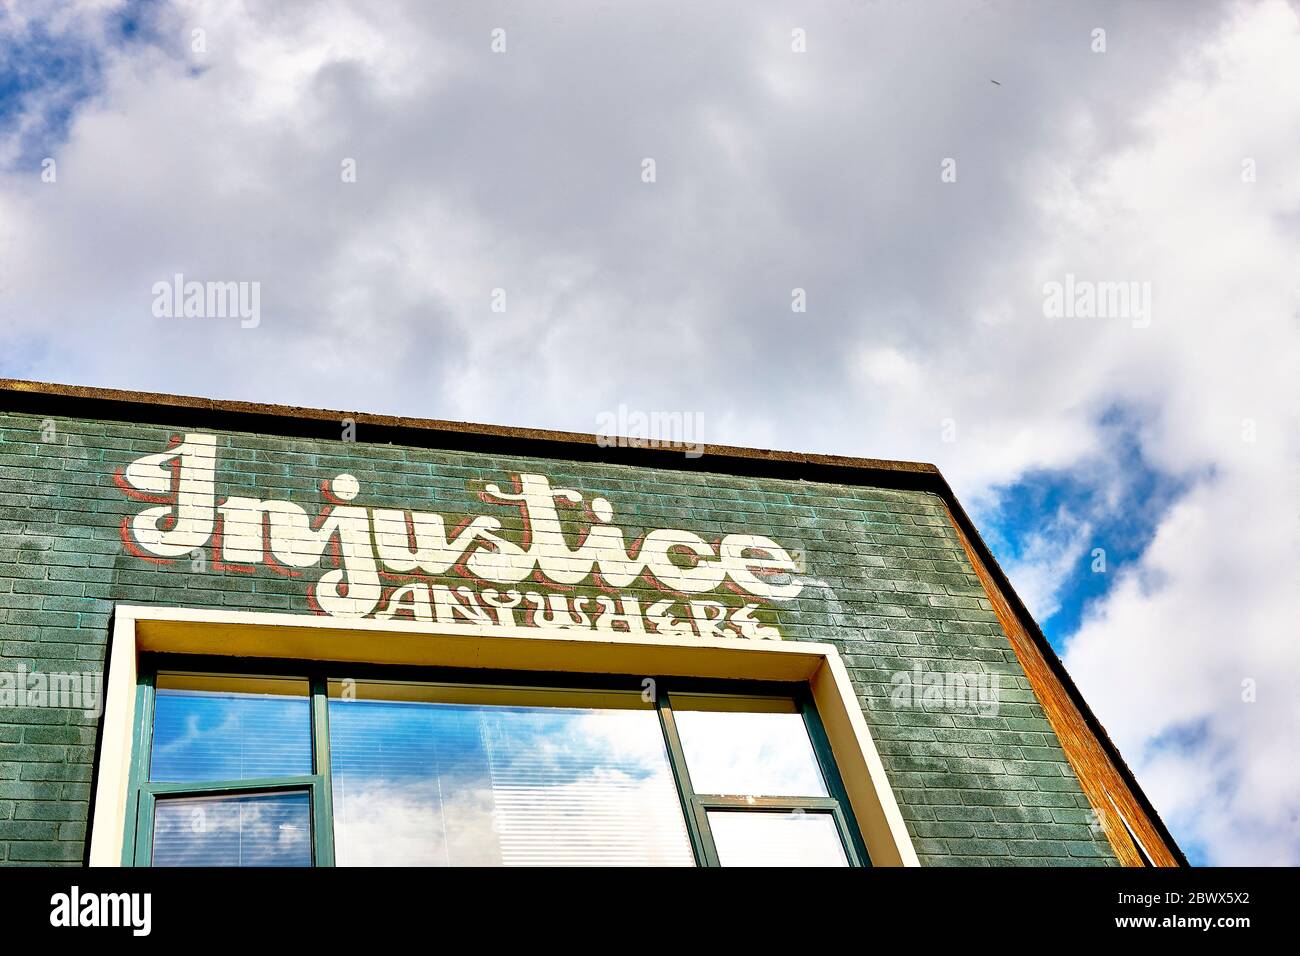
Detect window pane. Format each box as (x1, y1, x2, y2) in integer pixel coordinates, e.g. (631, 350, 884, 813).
(708, 810, 848, 867)
(151, 674, 311, 782)
(327, 681, 694, 866)
(152, 791, 312, 867)
(672, 695, 828, 797)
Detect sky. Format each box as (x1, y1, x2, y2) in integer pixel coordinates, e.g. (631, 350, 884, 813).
(1, 0, 1298, 865)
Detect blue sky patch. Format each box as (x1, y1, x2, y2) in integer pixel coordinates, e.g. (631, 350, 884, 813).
(0, 0, 165, 169)
(979, 411, 1192, 653)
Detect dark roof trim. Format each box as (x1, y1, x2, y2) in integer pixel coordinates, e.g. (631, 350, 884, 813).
(0, 377, 1185, 863)
(0, 378, 938, 489)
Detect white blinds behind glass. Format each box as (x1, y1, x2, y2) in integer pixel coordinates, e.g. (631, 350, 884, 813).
(328, 691, 694, 867)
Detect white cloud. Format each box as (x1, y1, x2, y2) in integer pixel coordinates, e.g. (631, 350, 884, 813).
(1047, 1, 1300, 865)
(999, 510, 1094, 623)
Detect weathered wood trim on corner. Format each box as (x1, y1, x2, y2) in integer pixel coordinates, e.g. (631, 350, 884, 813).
(945, 508, 1181, 867)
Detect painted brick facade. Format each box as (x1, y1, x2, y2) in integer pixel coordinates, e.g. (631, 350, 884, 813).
(0, 408, 1118, 867)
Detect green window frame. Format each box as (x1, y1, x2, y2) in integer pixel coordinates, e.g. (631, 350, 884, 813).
(123, 654, 869, 867)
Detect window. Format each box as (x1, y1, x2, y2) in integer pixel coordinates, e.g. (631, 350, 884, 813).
(326, 682, 693, 866)
(124, 657, 867, 867)
(129, 673, 328, 867)
(668, 694, 857, 866)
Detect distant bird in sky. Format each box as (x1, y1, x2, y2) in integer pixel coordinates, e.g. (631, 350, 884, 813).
(990, 79, 1002, 86)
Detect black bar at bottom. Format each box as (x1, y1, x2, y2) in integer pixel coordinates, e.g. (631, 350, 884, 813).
(0, 864, 1279, 941)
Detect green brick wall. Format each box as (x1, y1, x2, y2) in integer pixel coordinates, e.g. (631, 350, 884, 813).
(0, 409, 1117, 867)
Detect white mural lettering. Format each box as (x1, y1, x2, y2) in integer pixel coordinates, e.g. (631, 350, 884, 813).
(117, 434, 804, 639)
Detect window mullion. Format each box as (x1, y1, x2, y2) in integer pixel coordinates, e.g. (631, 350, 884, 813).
(799, 691, 870, 867)
(309, 675, 335, 867)
(141, 776, 320, 797)
(830, 805, 863, 868)
(122, 671, 156, 866)
(695, 795, 842, 810)
(134, 789, 155, 867)
(655, 682, 718, 867)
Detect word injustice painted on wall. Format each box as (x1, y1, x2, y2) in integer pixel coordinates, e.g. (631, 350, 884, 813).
(116, 435, 806, 639)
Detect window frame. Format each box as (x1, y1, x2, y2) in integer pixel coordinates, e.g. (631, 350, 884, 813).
(655, 684, 865, 866)
(124, 654, 869, 868)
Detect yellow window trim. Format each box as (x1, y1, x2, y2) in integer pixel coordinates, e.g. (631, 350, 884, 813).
(90, 604, 920, 868)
